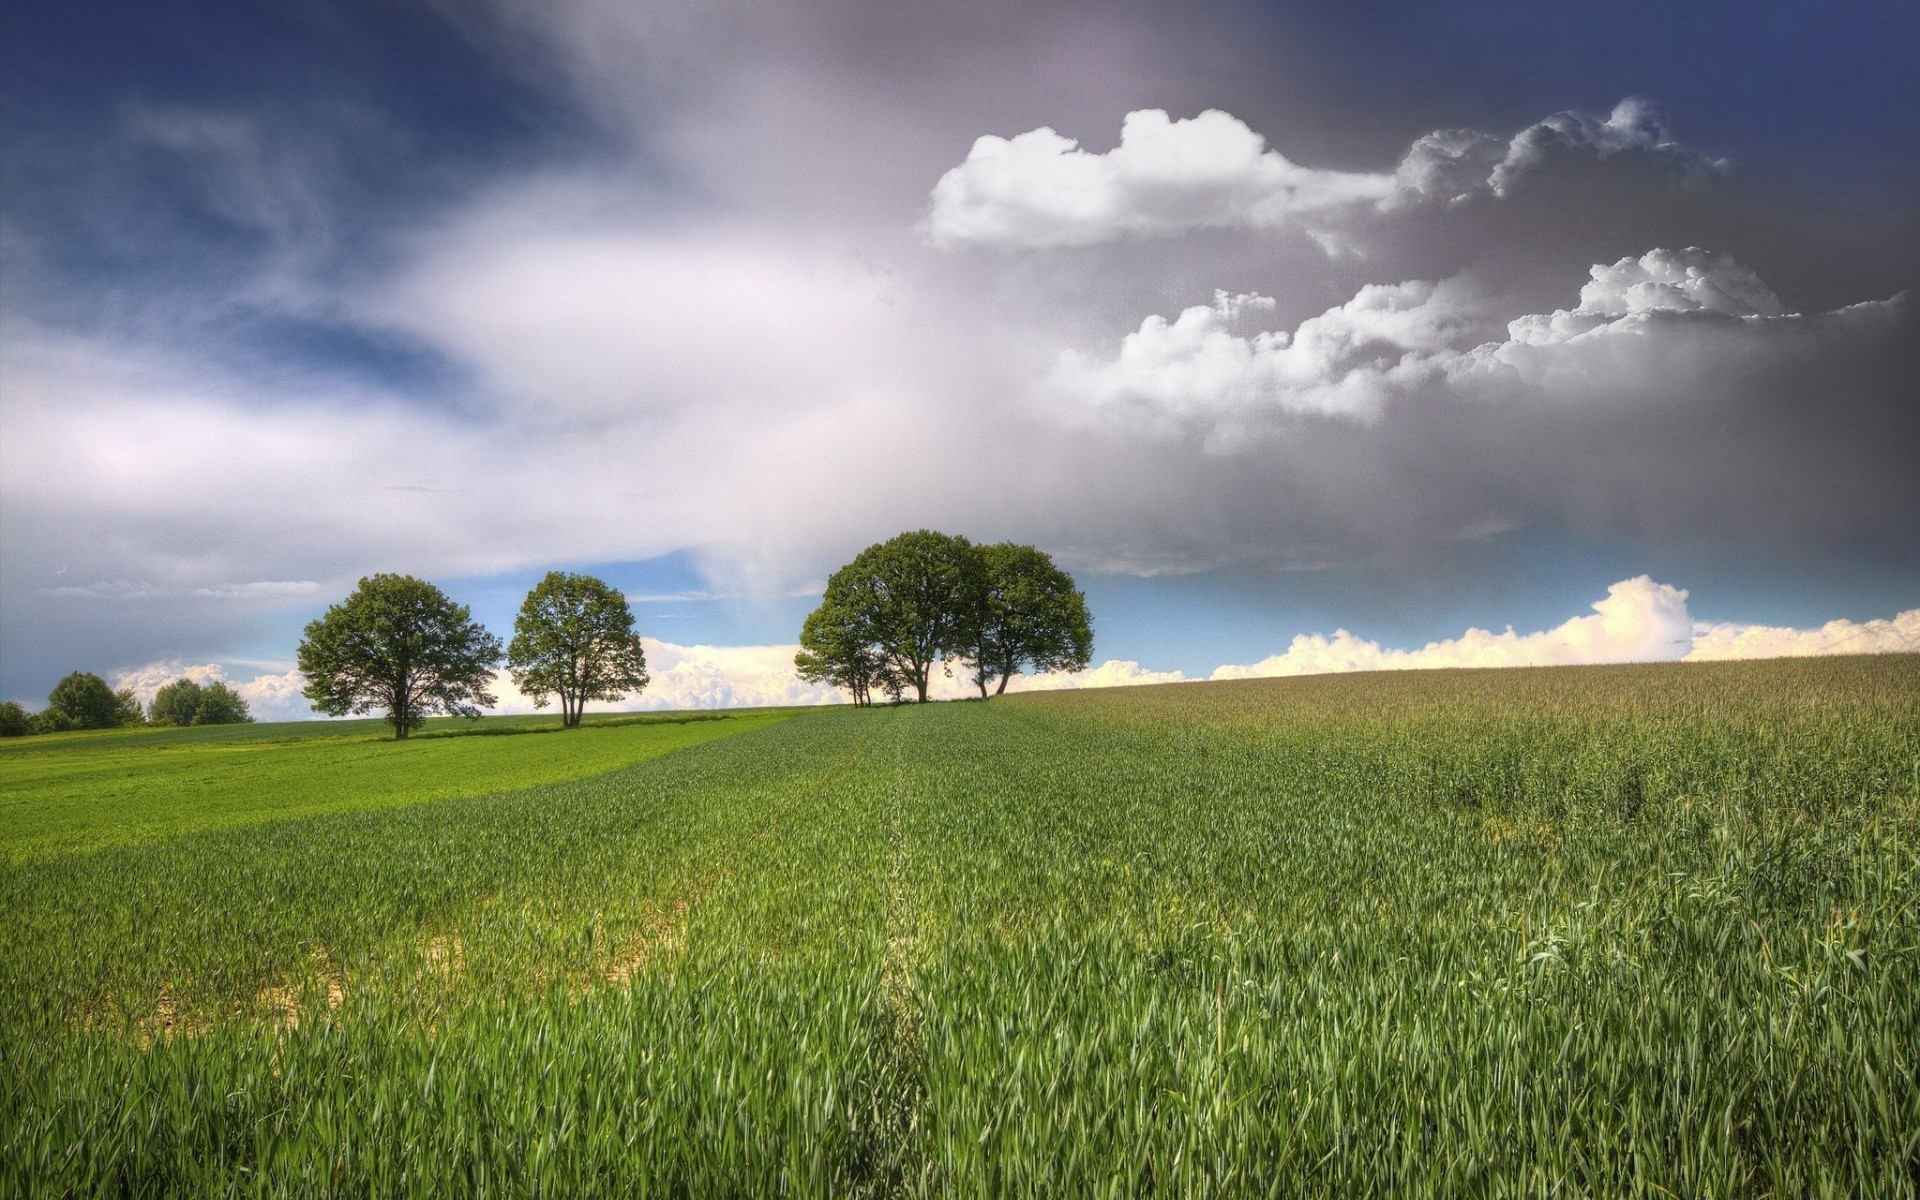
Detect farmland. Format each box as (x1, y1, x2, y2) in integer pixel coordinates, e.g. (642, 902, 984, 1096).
(3, 655, 1917, 1196)
(0, 711, 791, 860)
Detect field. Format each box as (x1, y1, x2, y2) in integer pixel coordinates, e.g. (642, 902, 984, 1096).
(0, 711, 792, 860)
(3, 656, 1917, 1196)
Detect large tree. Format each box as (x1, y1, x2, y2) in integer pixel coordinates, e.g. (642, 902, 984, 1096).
(797, 530, 980, 704)
(37, 671, 142, 732)
(961, 542, 1094, 696)
(298, 574, 504, 739)
(506, 571, 650, 727)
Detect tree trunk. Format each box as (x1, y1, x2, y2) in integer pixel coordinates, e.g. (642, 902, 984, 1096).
(994, 671, 1012, 696)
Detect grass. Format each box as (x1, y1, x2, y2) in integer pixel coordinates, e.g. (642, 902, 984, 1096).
(0, 709, 794, 860)
(2, 655, 1916, 1195)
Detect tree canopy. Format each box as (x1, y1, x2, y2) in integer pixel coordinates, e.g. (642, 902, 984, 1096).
(297, 574, 504, 739)
(960, 542, 1094, 696)
(796, 531, 1093, 704)
(148, 678, 204, 726)
(37, 672, 143, 732)
(507, 571, 650, 727)
(193, 680, 253, 725)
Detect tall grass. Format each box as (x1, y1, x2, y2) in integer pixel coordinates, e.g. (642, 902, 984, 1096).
(3, 655, 1915, 1195)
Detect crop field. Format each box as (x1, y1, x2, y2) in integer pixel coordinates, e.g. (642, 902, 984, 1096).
(0, 710, 791, 860)
(3, 656, 1917, 1196)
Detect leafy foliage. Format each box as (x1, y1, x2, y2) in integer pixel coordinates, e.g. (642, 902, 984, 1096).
(192, 681, 253, 726)
(506, 572, 649, 727)
(0, 701, 30, 738)
(149, 678, 253, 727)
(796, 531, 1092, 703)
(297, 574, 504, 739)
(36, 672, 142, 732)
(794, 593, 896, 706)
(147, 679, 202, 727)
(959, 542, 1094, 696)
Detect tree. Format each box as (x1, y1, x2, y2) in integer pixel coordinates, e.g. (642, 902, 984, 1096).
(297, 574, 504, 739)
(506, 572, 649, 727)
(795, 591, 893, 707)
(795, 530, 981, 704)
(149, 678, 204, 726)
(150, 676, 255, 725)
(0, 701, 30, 737)
(38, 672, 143, 732)
(960, 542, 1094, 696)
(193, 681, 254, 725)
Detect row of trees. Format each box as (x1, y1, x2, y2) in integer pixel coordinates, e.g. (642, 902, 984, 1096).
(795, 531, 1092, 704)
(297, 571, 651, 738)
(0, 670, 252, 738)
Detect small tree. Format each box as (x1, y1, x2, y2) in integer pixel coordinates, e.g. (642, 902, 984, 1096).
(194, 681, 254, 725)
(506, 572, 649, 727)
(39, 672, 142, 731)
(961, 543, 1094, 696)
(298, 574, 504, 739)
(0, 701, 30, 737)
(149, 678, 205, 726)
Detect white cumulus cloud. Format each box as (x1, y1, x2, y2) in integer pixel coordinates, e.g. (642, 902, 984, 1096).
(1052, 276, 1495, 430)
(1211, 577, 1694, 678)
(1687, 610, 1920, 660)
(926, 98, 1722, 250)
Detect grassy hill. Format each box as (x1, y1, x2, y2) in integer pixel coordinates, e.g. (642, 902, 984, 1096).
(3, 656, 1916, 1195)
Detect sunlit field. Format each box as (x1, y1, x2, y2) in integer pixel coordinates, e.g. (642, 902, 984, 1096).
(0, 710, 791, 860)
(4, 656, 1916, 1196)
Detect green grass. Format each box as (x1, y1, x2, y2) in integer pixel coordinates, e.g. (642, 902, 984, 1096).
(2, 656, 1917, 1196)
(0, 709, 794, 860)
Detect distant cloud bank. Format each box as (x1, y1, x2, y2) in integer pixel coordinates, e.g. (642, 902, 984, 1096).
(114, 583, 1917, 720)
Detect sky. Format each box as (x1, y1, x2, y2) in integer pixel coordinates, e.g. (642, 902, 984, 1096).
(3, 0, 1918, 717)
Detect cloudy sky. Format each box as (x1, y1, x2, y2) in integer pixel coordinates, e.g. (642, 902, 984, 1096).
(4, 0, 1917, 716)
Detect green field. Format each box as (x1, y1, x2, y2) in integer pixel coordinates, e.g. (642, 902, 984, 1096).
(0, 710, 792, 860)
(3, 657, 1917, 1196)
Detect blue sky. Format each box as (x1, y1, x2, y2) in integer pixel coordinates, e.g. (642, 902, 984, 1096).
(4, 0, 1917, 711)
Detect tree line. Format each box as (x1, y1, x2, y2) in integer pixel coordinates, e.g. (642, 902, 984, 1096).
(0, 671, 252, 737)
(2, 532, 1091, 740)
(795, 530, 1092, 704)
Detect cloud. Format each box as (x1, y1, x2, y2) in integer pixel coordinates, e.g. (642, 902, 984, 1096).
(1212, 576, 1693, 678)
(1052, 277, 1496, 430)
(924, 108, 1397, 250)
(1045, 248, 1916, 514)
(1211, 580, 1918, 681)
(1688, 609, 1920, 660)
(925, 98, 1723, 250)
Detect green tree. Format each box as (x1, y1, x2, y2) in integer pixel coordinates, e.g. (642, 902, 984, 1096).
(193, 681, 254, 725)
(148, 678, 205, 726)
(39, 672, 142, 732)
(794, 591, 894, 707)
(0, 701, 30, 737)
(961, 542, 1094, 696)
(297, 574, 504, 739)
(803, 530, 980, 704)
(506, 572, 649, 727)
